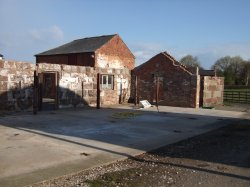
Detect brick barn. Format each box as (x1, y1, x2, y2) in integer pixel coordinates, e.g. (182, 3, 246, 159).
(0, 34, 135, 111)
(35, 34, 134, 70)
(132, 52, 224, 108)
(0, 34, 223, 111)
(34, 34, 135, 110)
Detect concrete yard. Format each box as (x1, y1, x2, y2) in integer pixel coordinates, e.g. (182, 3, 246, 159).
(0, 105, 249, 187)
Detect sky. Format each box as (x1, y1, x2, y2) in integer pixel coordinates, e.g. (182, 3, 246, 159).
(0, 0, 250, 69)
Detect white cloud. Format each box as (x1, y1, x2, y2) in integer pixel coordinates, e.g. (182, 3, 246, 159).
(206, 43, 250, 60)
(132, 43, 167, 66)
(29, 25, 64, 43)
(0, 25, 64, 50)
(0, 32, 21, 48)
(182, 43, 250, 69)
(131, 42, 250, 69)
(0, 25, 64, 62)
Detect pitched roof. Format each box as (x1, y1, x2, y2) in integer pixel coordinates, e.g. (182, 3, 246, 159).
(0, 54, 3, 57)
(35, 34, 116, 56)
(199, 69, 216, 76)
(134, 51, 193, 75)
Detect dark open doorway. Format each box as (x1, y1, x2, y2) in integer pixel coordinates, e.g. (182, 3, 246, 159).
(199, 77, 204, 107)
(38, 72, 58, 110)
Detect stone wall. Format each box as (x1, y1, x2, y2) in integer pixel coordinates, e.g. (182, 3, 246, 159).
(45, 63, 131, 108)
(202, 76, 224, 107)
(0, 60, 131, 111)
(0, 60, 35, 110)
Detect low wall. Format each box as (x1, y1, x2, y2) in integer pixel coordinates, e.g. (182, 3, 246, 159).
(0, 60, 131, 111)
(0, 60, 35, 110)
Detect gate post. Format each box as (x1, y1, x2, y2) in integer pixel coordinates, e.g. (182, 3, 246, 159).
(33, 70, 38, 115)
(134, 75, 138, 105)
(156, 76, 159, 109)
(97, 73, 100, 109)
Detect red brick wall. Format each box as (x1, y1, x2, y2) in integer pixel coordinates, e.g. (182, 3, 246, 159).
(96, 35, 135, 70)
(133, 53, 199, 108)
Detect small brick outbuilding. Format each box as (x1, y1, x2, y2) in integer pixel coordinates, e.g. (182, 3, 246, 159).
(132, 52, 224, 108)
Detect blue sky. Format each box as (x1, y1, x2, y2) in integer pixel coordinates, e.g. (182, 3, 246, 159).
(1, 0, 250, 69)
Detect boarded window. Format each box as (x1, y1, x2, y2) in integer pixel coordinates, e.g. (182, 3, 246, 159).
(101, 75, 114, 89)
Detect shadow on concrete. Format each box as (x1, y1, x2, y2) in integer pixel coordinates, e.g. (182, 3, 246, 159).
(130, 156, 250, 181)
(0, 89, 250, 183)
(131, 119, 250, 181)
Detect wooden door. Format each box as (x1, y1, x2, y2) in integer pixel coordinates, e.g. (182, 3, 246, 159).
(39, 72, 58, 110)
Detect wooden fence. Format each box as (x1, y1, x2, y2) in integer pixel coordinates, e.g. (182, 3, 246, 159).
(224, 85, 250, 90)
(224, 90, 250, 104)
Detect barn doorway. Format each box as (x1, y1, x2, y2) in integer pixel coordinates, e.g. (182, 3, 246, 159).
(38, 72, 58, 110)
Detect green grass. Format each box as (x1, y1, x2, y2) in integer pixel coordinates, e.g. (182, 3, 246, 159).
(222, 102, 232, 106)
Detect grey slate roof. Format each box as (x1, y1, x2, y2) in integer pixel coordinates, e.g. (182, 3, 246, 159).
(199, 69, 216, 76)
(0, 54, 3, 57)
(35, 34, 116, 56)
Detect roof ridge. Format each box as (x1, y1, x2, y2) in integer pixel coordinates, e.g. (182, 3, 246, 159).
(161, 51, 193, 75)
(162, 51, 188, 69)
(73, 34, 117, 41)
(35, 34, 117, 56)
